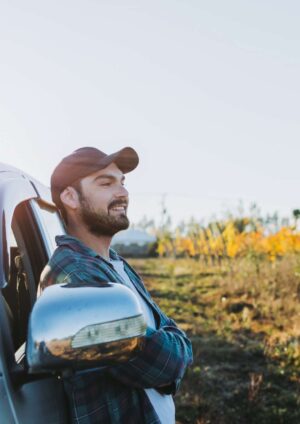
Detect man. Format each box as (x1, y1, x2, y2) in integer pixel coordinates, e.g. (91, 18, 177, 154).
(40, 146, 193, 424)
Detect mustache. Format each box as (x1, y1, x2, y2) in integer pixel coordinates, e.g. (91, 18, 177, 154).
(108, 198, 129, 209)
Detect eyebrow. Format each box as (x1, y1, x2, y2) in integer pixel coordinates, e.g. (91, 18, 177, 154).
(93, 174, 125, 182)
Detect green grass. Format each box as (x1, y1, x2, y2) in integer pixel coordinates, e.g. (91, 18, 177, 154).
(129, 256, 300, 424)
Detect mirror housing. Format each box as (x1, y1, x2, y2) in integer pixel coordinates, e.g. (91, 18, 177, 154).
(26, 283, 147, 373)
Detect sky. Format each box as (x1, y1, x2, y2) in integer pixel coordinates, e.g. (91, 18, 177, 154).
(1, 1, 300, 226)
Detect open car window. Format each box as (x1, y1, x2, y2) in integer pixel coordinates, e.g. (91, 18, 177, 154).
(2, 199, 65, 354)
(30, 199, 66, 256)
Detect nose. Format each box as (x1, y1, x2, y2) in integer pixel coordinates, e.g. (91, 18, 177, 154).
(116, 184, 129, 198)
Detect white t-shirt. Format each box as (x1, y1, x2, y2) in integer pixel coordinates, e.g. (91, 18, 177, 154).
(110, 259, 175, 424)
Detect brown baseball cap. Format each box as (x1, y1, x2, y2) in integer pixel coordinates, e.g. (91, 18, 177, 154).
(51, 146, 139, 207)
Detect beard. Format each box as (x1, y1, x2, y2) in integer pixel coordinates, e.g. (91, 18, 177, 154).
(79, 197, 129, 237)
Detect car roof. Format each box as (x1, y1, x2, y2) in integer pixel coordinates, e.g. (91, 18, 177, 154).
(0, 162, 27, 177)
(0, 162, 55, 206)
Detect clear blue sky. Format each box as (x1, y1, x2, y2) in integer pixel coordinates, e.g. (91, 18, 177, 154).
(1, 1, 299, 225)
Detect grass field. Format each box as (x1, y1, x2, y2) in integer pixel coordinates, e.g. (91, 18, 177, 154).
(129, 256, 300, 424)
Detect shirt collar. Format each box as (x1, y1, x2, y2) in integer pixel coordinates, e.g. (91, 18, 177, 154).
(55, 234, 120, 261)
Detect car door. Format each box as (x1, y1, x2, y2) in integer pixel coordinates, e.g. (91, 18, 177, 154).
(0, 173, 68, 424)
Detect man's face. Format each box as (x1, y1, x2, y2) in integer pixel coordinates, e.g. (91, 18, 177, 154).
(75, 163, 130, 236)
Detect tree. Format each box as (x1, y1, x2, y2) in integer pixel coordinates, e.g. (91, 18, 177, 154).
(292, 209, 300, 229)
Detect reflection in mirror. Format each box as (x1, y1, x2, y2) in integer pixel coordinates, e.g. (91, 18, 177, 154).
(26, 283, 147, 373)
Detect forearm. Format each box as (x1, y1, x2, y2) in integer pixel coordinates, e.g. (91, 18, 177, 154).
(108, 324, 193, 390)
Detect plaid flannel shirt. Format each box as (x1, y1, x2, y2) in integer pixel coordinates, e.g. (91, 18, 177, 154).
(40, 235, 193, 424)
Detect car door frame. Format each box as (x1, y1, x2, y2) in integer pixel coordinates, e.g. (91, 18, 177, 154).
(0, 173, 68, 424)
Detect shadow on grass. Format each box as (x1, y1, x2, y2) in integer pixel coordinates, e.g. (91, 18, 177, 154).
(136, 271, 227, 280)
(176, 329, 300, 424)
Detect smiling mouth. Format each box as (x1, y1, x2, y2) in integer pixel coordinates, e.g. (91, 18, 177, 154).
(109, 204, 127, 213)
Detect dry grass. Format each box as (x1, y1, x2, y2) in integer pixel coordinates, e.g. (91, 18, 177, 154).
(129, 255, 300, 424)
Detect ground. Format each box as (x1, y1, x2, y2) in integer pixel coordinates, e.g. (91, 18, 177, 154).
(129, 256, 300, 424)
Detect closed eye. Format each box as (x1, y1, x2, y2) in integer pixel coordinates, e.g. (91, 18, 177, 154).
(93, 174, 126, 186)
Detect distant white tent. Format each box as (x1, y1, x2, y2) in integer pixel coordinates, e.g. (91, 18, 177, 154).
(112, 228, 156, 246)
(112, 228, 157, 257)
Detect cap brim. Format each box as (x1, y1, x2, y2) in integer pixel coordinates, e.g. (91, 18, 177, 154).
(106, 147, 139, 173)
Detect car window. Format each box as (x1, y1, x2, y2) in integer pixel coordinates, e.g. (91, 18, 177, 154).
(30, 200, 66, 256)
(1, 198, 65, 353)
(2, 218, 31, 351)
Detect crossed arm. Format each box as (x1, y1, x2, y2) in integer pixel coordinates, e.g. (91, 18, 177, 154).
(108, 313, 193, 394)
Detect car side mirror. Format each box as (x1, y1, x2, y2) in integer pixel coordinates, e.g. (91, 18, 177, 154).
(26, 283, 147, 373)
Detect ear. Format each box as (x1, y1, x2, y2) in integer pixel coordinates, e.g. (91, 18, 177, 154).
(60, 187, 80, 211)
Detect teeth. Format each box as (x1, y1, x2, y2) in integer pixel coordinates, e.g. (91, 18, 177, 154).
(111, 206, 125, 211)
